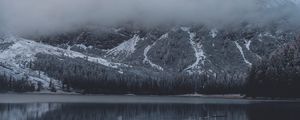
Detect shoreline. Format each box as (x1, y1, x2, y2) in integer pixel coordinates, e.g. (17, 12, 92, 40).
(1, 93, 300, 104)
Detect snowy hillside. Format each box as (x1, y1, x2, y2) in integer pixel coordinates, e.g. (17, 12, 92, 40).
(0, 34, 128, 89)
(0, 0, 299, 93)
(0, 21, 297, 93)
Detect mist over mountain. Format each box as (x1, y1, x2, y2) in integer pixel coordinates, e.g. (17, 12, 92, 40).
(2, 0, 300, 35)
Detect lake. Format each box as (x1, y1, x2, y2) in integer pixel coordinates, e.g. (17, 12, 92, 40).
(0, 94, 300, 120)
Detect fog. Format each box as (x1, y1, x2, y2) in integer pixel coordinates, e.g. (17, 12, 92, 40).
(1, 0, 300, 34)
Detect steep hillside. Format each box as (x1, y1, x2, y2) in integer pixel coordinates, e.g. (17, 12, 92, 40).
(0, 33, 129, 90)
(1, 24, 297, 93)
(0, 0, 300, 93)
(24, 25, 297, 74)
(245, 36, 300, 97)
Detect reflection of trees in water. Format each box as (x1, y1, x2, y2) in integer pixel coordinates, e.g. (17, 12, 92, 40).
(1, 103, 300, 120)
(247, 103, 300, 120)
(0, 103, 59, 120)
(31, 104, 248, 120)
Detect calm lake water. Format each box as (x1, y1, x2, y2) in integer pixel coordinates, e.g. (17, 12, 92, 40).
(0, 94, 300, 120)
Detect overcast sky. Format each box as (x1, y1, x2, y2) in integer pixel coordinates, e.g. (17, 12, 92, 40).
(1, 0, 300, 34)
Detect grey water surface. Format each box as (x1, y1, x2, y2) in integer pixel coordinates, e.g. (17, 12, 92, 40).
(0, 94, 300, 120)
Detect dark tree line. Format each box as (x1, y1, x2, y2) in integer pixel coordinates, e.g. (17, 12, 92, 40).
(245, 39, 300, 98)
(0, 73, 35, 92)
(31, 53, 244, 95)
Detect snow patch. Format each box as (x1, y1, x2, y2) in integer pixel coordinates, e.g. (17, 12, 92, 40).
(0, 33, 18, 43)
(181, 27, 206, 73)
(234, 41, 252, 66)
(263, 32, 276, 39)
(113, 28, 123, 33)
(0, 39, 124, 69)
(209, 29, 218, 38)
(142, 33, 168, 71)
(143, 45, 164, 71)
(256, 54, 262, 59)
(180, 27, 190, 32)
(244, 40, 252, 51)
(258, 33, 263, 42)
(75, 44, 92, 50)
(0, 36, 128, 88)
(158, 33, 169, 40)
(107, 35, 142, 57)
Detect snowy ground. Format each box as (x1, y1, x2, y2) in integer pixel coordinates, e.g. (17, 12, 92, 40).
(107, 34, 143, 57)
(142, 33, 168, 71)
(234, 41, 252, 66)
(0, 35, 129, 89)
(181, 27, 206, 74)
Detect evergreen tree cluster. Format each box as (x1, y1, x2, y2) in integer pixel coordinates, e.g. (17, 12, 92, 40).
(32, 53, 244, 95)
(245, 39, 300, 98)
(0, 73, 35, 92)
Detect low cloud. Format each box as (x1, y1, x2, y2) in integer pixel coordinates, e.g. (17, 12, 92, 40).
(1, 0, 300, 34)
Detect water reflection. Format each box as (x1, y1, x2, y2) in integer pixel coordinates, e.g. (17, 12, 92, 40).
(0, 103, 300, 120)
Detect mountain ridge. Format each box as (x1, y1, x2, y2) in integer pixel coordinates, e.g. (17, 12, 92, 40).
(0, 23, 297, 93)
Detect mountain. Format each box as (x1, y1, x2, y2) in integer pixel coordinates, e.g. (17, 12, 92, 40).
(0, 23, 297, 93)
(245, 36, 300, 98)
(0, 33, 128, 89)
(0, 0, 299, 93)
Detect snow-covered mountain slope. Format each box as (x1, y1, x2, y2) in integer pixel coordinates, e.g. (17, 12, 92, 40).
(106, 34, 144, 60)
(0, 34, 129, 89)
(181, 27, 206, 74)
(19, 25, 296, 75)
(99, 26, 295, 75)
(0, 22, 298, 92)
